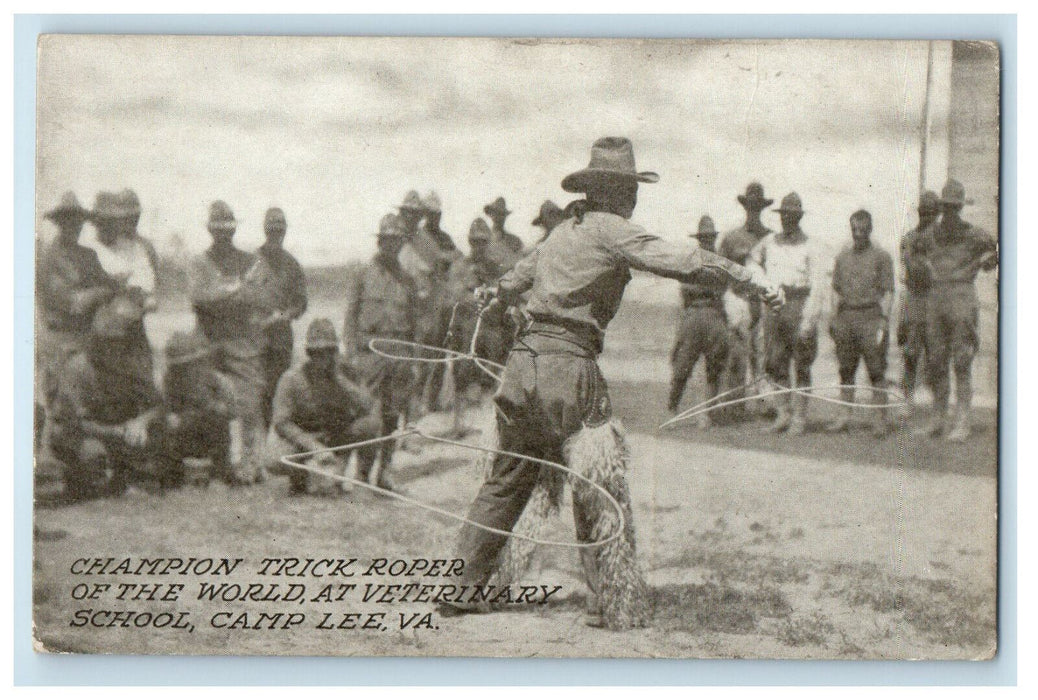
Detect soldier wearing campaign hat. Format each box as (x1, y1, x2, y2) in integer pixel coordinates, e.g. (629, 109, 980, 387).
(914, 179, 998, 442)
(342, 214, 418, 489)
(668, 216, 733, 428)
(532, 200, 565, 243)
(746, 192, 826, 436)
(895, 190, 941, 419)
(266, 318, 379, 496)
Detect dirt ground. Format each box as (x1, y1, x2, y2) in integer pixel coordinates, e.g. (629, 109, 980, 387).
(31, 289, 998, 659)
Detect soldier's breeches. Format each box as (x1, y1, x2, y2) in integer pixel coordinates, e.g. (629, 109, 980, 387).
(926, 287, 979, 410)
(765, 297, 817, 387)
(831, 308, 888, 385)
(213, 345, 265, 479)
(261, 324, 294, 424)
(670, 307, 729, 384)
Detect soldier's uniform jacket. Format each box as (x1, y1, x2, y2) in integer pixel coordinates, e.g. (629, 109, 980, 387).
(342, 253, 418, 352)
(901, 224, 935, 297)
(916, 218, 998, 289)
(188, 245, 263, 346)
(679, 263, 730, 308)
(37, 238, 116, 333)
(719, 224, 772, 266)
(499, 211, 753, 353)
(271, 360, 375, 450)
(252, 244, 308, 322)
(50, 347, 161, 444)
(832, 243, 895, 310)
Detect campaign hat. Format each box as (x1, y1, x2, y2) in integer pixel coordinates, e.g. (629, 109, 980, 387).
(737, 182, 774, 210)
(938, 179, 974, 206)
(691, 215, 719, 238)
(773, 192, 805, 214)
(207, 200, 237, 231)
(398, 190, 425, 212)
(44, 191, 90, 221)
(531, 200, 564, 227)
(468, 218, 492, 242)
(305, 318, 340, 351)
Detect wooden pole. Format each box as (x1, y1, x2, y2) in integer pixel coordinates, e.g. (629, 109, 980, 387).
(919, 41, 935, 195)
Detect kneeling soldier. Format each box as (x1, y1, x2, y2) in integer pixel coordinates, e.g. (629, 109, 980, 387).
(267, 318, 380, 496)
(826, 210, 895, 437)
(667, 215, 731, 428)
(49, 297, 164, 500)
(162, 331, 244, 487)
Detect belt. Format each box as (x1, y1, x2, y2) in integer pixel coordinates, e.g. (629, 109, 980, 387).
(837, 302, 881, 312)
(684, 298, 724, 309)
(780, 285, 811, 300)
(523, 319, 601, 357)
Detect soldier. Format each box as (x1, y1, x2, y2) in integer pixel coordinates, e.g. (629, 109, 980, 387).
(896, 191, 940, 418)
(119, 189, 160, 280)
(187, 201, 266, 484)
(667, 216, 731, 429)
(267, 319, 379, 496)
(916, 179, 998, 441)
(342, 214, 419, 491)
(49, 297, 164, 500)
(484, 196, 524, 254)
(826, 210, 896, 437)
(446, 137, 782, 628)
(419, 191, 464, 412)
(252, 207, 308, 425)
(718, 182, 774, 417)
(532, 200, 565, 243)
(36, 192, 118, 432)
(747, 192, 826, 435)
(161, 330, 243, 488)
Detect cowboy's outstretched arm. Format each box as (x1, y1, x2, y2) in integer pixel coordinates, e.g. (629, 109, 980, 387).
(489, 246, 540, 306)
(612, 227, 783, 307)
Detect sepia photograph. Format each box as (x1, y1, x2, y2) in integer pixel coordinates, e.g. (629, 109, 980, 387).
(30, 34, 1000, 660)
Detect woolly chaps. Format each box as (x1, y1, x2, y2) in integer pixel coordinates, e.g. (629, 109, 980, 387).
(483, 417, 653, 631)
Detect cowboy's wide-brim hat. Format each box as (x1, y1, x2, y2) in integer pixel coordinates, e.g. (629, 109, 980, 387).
(483, 197, 512, 217)
(532, 200, 564, 227)
(561, 137, 659, 193)
(737, 182, 774, 209)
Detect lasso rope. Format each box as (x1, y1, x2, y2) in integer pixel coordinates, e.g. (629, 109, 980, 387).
(279, 426, 626, 549)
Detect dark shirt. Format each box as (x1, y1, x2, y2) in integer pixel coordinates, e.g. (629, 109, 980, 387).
(37, 239, 116, 333)
(925, 217, 998, 285)
(164, 363, 236, 423)
(254, 244, 308, 320)
(498, 211, 752, 351)
(900, 223, 936, 295)
(343, 254, 418, 352)
(832, 242, 895, 309)
(272, 360, 375, 449)
(679, 261, 730, 308)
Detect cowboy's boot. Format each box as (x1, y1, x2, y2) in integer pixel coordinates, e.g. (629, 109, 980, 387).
(946, 402, 971, 443)
(696, 379, 720, 430)
(766, 394, 791, 433)
(826, 388, 855, 432)
(787, 393, 808, 436)
(871, 387, 892, 439)
(667, 378, 686, 415)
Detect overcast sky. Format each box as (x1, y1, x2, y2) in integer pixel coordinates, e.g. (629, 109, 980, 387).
(37, 37, 943, 264)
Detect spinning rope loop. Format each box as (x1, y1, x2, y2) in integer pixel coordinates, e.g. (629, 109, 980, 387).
(658, 381, 908, 431)
(279, 426, 627, 549)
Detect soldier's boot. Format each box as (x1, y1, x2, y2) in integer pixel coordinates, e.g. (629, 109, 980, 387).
(696, 379, 721, 430)
(826, 389, 855, 432)
(913, 406, 947, 438)
(766, 395, 791, 433)
(946, 403, 972, 443)
(870, 387, 892, 439)
(787, 394, 809, 436)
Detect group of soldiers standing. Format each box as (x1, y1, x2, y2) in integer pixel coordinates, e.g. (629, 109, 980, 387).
(35, 184, 557, 501)
(669, 179, 998, 442)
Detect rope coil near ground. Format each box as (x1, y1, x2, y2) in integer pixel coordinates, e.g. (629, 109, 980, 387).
(278, 426, 627, 549)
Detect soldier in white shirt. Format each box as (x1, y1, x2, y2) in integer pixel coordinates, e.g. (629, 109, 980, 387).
(747, 192, 826, 435)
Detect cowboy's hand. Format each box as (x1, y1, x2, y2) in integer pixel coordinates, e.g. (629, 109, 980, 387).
(474, 284, 500, 310)
(749, 269, 784, 311)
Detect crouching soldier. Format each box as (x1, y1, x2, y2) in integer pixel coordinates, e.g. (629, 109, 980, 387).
(826, 210, 896, 437)
(49, 297, 164, 500)
(267, 318, 380, 496)
(161, 331, 244, 487)
(667, 216, 731, 427)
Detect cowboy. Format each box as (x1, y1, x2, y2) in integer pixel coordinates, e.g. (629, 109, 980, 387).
(895, 190, 940, 418)
(667, 216, 732, 428)
(36, 192, 118, 429)
(161, 330, 243, 488)
(267, 318, 379, 496)
(718, 182, 775, 418)
(49, 297, 164, 501)
(826, 210, 896, 437)
(447, 137, 782, 629)
(916, 179, 998, 441)
(747, 192, 826, 435)
(187, 200, 266, 484)
(252, 207, 308, 425)
(342, 214, 419, 491)
(532, 200, 566, 243)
